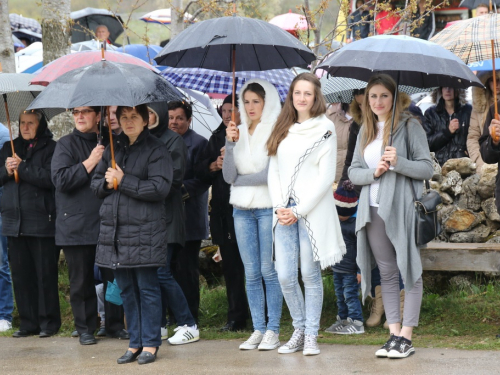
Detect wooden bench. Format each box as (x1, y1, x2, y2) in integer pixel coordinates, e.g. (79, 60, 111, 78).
(422, 242, 500, 272)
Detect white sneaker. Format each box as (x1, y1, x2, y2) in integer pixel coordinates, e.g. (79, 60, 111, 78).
(167, 325, 199, 345)
(0, 319, 12, 332)
(278, 328, 304, 354)
(303, 334, 320, 356)
(239, 330, 263, 350)
(161, 325, 169, 340)
(257, 330, 280, 351)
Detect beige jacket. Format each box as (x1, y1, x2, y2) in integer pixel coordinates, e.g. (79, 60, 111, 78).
(327, 104, 353, 182)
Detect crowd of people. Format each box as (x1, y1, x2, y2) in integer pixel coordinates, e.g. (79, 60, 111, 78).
(0, 56, 499, 364)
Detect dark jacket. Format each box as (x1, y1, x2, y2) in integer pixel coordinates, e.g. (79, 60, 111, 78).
(149, 102, 188, 247)
(51, 128, 108, 246)
(182, 128, 210, 242)
(347, 9, 371, 40)
(91, 129, 173, 269)
(195, 123, 236, 246)
(332, 216, 358, 274)
(480, 101, 500, 213)
(411, 8, 435, 40)
(423, 93, 472, 166)
(0, 124, 56, 238)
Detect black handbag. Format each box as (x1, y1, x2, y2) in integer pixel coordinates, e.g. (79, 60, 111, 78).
(405, 124, 443, 246)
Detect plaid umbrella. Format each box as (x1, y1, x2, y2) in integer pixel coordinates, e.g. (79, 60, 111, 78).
(320, 75, 433, 104)
(162, 67, 294, 101)
(459, 0, 500, 10)
(9, 14, 42, 38)
(430, 13, 500, 64)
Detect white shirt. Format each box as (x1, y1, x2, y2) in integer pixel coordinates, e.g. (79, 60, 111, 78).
(364, 122, 384, 207)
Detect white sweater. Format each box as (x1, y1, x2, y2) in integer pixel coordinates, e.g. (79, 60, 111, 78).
(364, 121, 384, 207)
(268, 115, 346, 269)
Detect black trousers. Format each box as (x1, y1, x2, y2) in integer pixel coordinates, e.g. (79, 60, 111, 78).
(171, 240, 201, 322)
(219, 241, 248, 322)
(99, 267, 125, 334)
(63, 245, 97, 334)
(8, 236, 61, 333)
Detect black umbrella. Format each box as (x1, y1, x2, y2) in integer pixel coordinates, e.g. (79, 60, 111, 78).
(70, 7, 126, 44)
(459, 0, 500, 9)
(317, 35, 483, 143)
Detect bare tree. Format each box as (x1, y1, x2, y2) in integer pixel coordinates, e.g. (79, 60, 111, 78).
(0, 0, 15, 73)
(171, 0, 185, 40)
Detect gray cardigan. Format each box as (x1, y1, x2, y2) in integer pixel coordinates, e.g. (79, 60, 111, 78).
(348, 113, 433, 302)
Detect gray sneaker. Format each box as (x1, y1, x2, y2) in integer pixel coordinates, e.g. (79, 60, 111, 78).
(333, 317, 365, 335)
(325, 315, 346, 333)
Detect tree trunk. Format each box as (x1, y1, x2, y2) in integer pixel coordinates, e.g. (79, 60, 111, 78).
(0, 0, 15, 73)
(171, 0, 185, 40)
(42, 0, 73, 140)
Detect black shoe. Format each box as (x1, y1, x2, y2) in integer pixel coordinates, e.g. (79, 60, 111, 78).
(137, 348, 158, 365)
(40, 330, 56, 338)
(387, 336, 415, 359)
(71, 330, 79, 338)
(12, 330, 39, 338)
(117, 348, 143, 364)
(107, 329, 130, 339)
(220, 320, 246, 332)
(79, 333, 97, 345)
(375, 334, 401, 357)
(96, 327, 107, 337)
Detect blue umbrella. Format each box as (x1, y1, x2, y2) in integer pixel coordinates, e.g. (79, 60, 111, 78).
(115, 44, 162, 66)
(468, 59, 500, 72)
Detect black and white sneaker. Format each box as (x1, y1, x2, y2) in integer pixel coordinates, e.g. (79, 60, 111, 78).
(375, 334, 401, 358)
(387, 336, 415, 358)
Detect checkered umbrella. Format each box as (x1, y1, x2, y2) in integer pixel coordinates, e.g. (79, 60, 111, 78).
(9, 14, 42, 38)
(162, 67, 294, 101)
(430, 13, 500, 64)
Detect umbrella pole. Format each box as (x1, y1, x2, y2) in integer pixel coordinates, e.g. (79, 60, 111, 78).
(231, 44, 237, 141)
(389, 73, 400, 147)
(491, 39, 500, 142)
(107, 106, 118, 190)
(99, 106, 105, 144)
(2, 94, 19, 183)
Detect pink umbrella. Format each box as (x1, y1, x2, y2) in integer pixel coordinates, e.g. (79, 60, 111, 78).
(269, 10, 310, 36)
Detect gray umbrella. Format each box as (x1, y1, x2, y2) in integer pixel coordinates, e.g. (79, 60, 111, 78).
(27, 61, 182, 115)
(71, 8, 125, 44)
(154, 15, 315, 71)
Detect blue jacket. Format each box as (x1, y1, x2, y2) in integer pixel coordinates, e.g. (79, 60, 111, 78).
(182, 129, 210, 242)
(0, 124, 9, 147)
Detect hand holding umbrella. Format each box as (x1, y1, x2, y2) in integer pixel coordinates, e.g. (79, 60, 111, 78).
(106, 108, 118, 190)
(1, 94, 19, 183)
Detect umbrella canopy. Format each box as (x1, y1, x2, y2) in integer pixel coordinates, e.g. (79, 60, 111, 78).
(12, 35, 24, 49)
(27, 61, 182, 114)
(30, 50, 159, 87)
(162, 67, 293, 101)
(70, 8, 124, 44)
(0, 73, 61, 123)
(269, 10, 310, 32)
(140, 8, 195, 24)
(154, 15, 315, 71)
(320, 75, 433, 104)
(468, 58, 500, 71)
(9, 14, 42, 43)
(430, 13, 500, 64)
(459, 0, 500, 9)
(318, 35, 483, 89)
(115, 44, 162, 66)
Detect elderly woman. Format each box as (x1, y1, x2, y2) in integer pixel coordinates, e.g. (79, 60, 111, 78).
(91, 104, 173, 365)
(0, 109, 60, 338)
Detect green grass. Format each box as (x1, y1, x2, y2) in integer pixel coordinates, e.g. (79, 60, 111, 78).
(3, 266, 500, 351)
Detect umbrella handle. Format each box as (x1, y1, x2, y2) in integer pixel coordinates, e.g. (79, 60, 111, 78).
(107, 107, 118, 191)
(14, 170, 19, 183)
(491, 40, 500, 143)
(2, 94, 19, 184)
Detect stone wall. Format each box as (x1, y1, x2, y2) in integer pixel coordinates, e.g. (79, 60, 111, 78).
(431, 155, 500, 243)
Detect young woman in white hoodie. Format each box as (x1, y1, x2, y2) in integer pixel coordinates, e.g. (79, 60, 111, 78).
(267, 73, 346, 356)
(222, 79, 283, 351)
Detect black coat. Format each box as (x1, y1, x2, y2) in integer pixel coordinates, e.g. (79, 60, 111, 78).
(181, 128, 210, 242)
(347, 9, 371, 40)
(339, 121, 361, 197)
(480, 102, 500, 213)
(423, 104, 472, 166)
(0, 129, 56, 237)
(51, 129, 108, 246)
(195, 123, 236, 246)
(91, 129, 173, 269)
(411, 9, 435, 40)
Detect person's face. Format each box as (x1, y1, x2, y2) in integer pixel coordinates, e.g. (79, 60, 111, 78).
(96, 27, 110, 41)
(354, 93, 365, 109)
(148, 109, 157, 126)
(292, 80, 316, 116)
(221, 103, 240, 127)
(107, 106, 120, 132)
(168, 108, 191, 135)
(243, 91, 265, 124)
(356, 0, 364, 8)
(119, 107, 147, 141)
(73, 106, 99, 133)
(488, 77, 500, 96)
(19, 113, 39, 140)
(368, 84, 393, 121)
(476, 6, 488, 16)
(442, 87, 455, 101)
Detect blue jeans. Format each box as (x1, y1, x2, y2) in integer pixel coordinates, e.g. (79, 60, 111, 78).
(158, 244, 195, 327)
(233, 207, 282, 333)
(275, 218, 323, 336)
(0, 193, 13, 322)
(114, 267, 162, 348)
(333, 272, 363, 322)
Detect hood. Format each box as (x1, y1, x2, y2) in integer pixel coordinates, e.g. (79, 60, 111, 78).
(350, 92, 411, 125)
(431, 88, 467, 106)
(238, 79, 282, 127)
(148, 101, 169, 138)
(472, 70, 497, 114)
